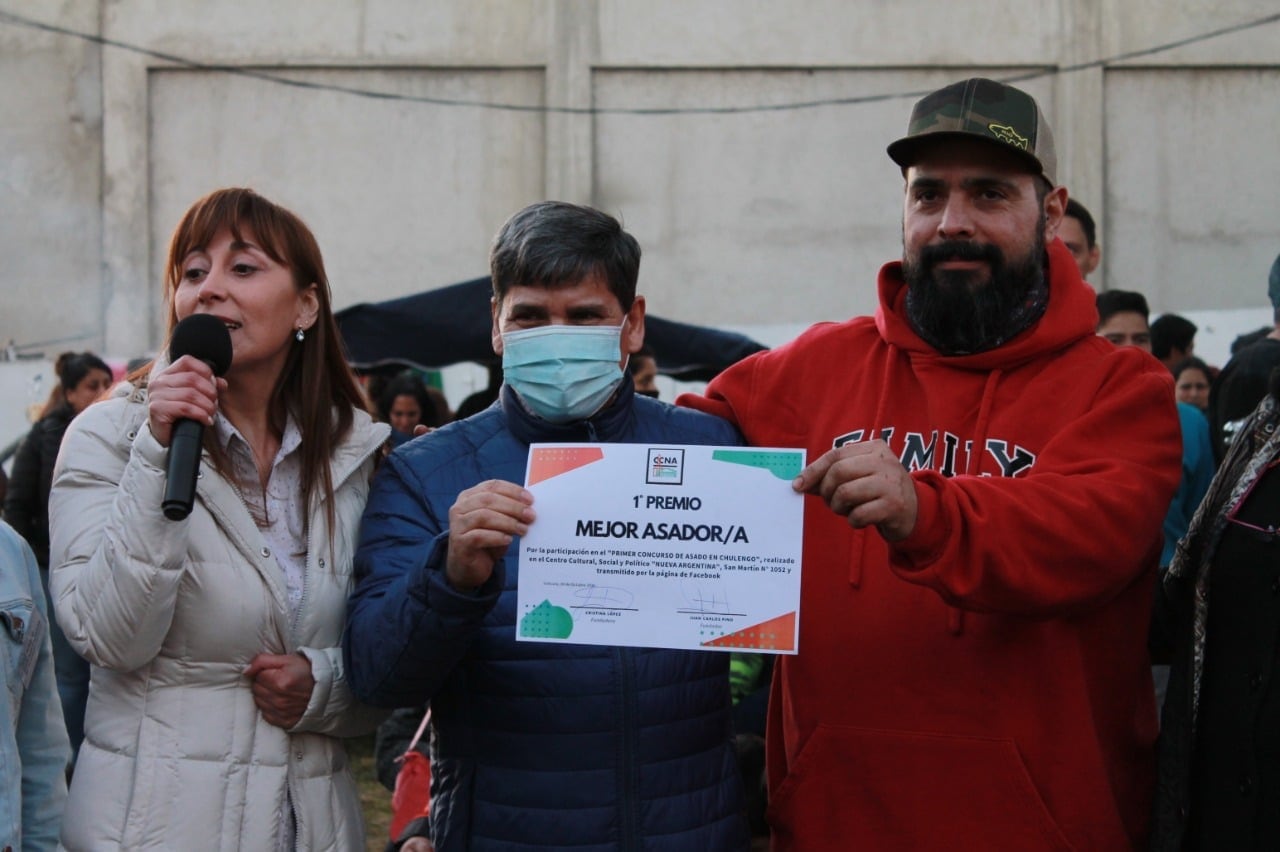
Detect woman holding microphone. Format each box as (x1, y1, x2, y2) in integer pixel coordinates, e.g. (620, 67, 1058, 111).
(48, 187, 387, 850)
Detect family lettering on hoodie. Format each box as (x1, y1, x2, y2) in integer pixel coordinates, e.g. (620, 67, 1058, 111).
(833, 428, 1037, 478)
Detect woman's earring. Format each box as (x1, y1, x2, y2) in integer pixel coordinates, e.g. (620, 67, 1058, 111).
(295, 328, 305, 342)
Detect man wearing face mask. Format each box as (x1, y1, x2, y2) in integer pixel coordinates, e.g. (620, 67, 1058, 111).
(344, 201, 749, 851)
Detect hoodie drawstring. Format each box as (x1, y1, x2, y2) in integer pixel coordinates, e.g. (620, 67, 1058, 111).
(849, 348, 1004, 638)
(947, 368, 1004, 635)
(869, 345, 897, 446)
(849, 347, 905, 589)
(967, 369, 1002, 477)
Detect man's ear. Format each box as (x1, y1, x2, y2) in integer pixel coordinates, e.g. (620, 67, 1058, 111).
(490, 296, 504, 356)
(622, 296, 646, 363)
(1041, 185, 1069, 243)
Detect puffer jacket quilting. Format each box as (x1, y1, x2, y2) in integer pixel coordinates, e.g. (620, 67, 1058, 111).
(49, 381, 388, 851)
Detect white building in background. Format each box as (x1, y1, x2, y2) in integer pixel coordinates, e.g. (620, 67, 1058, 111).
(1, 1, 1278, 432)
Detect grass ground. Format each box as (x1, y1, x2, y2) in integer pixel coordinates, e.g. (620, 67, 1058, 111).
(348, 733, 394, 852)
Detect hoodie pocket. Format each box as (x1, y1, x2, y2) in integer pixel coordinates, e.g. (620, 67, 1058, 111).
(768, 723, 1074, 851)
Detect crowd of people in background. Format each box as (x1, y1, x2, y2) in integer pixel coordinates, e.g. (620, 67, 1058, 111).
(5, 352, 113, 767)
(4, 76, 1280, 852)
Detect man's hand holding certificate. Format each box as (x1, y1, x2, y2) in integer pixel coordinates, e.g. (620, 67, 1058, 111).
(446, 479, 536, 592)
(515, 443, 805, 654)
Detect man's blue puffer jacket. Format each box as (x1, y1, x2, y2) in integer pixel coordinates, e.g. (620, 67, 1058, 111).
(346, 382, 750, 851)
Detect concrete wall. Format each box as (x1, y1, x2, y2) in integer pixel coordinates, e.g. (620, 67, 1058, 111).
(0, 1, 102, 358)
(1, 0, 1278, 379)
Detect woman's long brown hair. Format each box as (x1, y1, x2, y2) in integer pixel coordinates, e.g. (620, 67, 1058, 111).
(135, 187, 368, 533)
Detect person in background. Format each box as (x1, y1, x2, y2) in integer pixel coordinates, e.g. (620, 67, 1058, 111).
(1095, 290, 1212, 714)
(1, 519, 69, 851)
(629, 344, 660, 398)
(48, 188, 388, 850)
(361, 369, 392, 419)
(452, 361, 503, 420)
(3, 350, 111, 764)
(1173, 356, 1213, 414)
(1230, 326, 1275, 357)
(1151, 313, 1198, 373)
(1153, 369, 1280, 850)
(374, 705, 428, 792)
(378, 371, 441, 447)
(424, 386, 452, 426)
(1060, 197, 1101, 281)
(1095, 290, 1214, 568)
(680, 78, 1181, 849)
(1095, 289, 1153, 349)
(345, 200, 748, 851)
(1209, 253, 1280, 460)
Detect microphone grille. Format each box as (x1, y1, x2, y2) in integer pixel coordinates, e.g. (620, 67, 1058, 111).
(168, 314, 234, 377)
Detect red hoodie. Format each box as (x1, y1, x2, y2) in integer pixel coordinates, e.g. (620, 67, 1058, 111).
(680, 240, 1180, 851)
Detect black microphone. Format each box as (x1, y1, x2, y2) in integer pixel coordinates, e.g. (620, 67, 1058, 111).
(161, 314, 233, 521)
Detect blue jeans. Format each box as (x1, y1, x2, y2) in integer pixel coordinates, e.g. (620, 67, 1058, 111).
(39, 567, 89, 762)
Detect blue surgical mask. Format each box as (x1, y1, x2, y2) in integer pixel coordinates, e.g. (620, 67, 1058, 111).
(502, 322, 626, 423)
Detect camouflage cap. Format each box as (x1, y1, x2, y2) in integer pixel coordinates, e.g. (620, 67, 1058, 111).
(887, 78, 1057, 185)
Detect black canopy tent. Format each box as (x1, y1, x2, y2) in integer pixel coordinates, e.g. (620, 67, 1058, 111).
(335, 276, 768, 382)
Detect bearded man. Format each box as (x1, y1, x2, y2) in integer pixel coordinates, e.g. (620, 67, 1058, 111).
(680, 78, 1181, 851)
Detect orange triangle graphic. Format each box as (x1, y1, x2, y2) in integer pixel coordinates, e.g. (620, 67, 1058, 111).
(701, 610, 796, 651)
(527, 446, 606, 486)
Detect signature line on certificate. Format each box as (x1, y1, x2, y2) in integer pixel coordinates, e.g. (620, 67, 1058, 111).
(572, 585, 637, 609)
(679, 582, 746, 616)
(677, 610, 749, 616)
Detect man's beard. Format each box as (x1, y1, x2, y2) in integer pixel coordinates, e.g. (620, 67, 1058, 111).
(902, 226, 1049, 355)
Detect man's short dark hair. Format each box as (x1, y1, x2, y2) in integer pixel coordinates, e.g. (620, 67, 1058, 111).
(1095, 290, 1149, 327)
(490, 201, 641, 310)
(1150, 314, 1197, 360)
(1065, 199, 1097, 249)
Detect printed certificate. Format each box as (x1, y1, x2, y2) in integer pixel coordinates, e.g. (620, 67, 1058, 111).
(516, 443, 804, 654)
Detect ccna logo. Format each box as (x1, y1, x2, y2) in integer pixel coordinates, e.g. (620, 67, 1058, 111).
(647, 448, 685, 485)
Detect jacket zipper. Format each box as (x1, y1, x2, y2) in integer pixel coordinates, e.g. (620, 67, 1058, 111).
(289, 768, 304, 852)
(286, 488, 316, 851)
(291, 522, 313, 637)
(146, 409, 383, 852)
